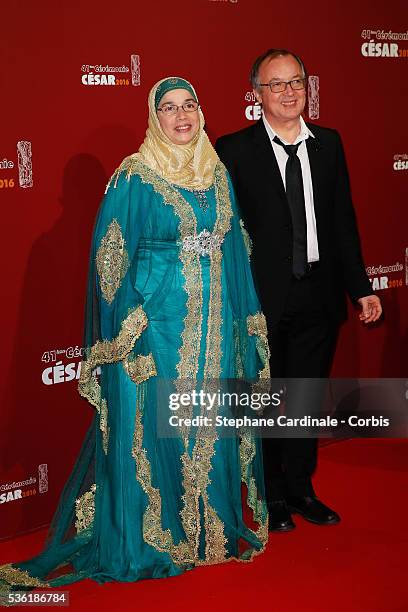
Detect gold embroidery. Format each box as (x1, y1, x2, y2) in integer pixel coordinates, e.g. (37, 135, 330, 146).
(202, 504, 228, 564)
(96, 219, 130, 304)
(239, 219, 252, 260)
(177, 249, 203, 381)
(132, 385, 193, 565)
(109, 158, 205, 561)
(180, 406, 227, 565)
(114, 159, 261, 565)
(130, 161, 233, 563)
(104, 156, 137, 193)
(179, 445, 228, 566)
(179, 418, 227, 563)
(179, 450, 201, 558)
(233, 321, 249, 379)
(78, 305, 148, 408)
(0, 564, 49, 590)
(237, 315, 270, 549)
(123, 353, 157, 384)
(79, 375, 108, 453)
(203, 163, 233, 381)
(123, 157, 202, 386)
(79, 371, 101, 410)
(213, 162, 234, 269)
(100, 399, 109, 454)
(75, 484, 96, 533)
(240, 432, 269, 546)
(112, 159, 232, 378)
(182, 164, 232, 564)
(247, 312, 271, 380)
(247, 312, 268, 338)
(190, 165, 233, 564)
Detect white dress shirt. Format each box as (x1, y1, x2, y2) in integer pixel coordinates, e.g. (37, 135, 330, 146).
(262, 113, 319, 262)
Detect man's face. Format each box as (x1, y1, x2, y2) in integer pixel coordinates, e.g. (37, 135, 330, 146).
(254, 54, 306, 126)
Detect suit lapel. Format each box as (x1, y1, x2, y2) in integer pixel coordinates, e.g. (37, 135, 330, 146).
(251, 120, 287, 204)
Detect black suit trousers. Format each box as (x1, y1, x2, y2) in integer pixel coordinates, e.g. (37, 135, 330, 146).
(263, 267, 339, 501)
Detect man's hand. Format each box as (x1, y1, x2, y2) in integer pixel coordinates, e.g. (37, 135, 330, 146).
(357, 295, 382, 324)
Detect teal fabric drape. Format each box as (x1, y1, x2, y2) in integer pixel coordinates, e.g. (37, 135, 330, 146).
(0, 157, 269, 594)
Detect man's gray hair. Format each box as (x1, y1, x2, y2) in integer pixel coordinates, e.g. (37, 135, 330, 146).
(250, 48, 307, 90)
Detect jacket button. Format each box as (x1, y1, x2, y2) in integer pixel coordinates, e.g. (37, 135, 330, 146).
(285, 256, 291, 262)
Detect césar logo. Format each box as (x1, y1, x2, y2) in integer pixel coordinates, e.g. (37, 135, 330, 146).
(361, 40, 399, 57)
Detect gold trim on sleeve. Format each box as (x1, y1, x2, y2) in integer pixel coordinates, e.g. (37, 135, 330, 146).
(78, 305, 148, 408)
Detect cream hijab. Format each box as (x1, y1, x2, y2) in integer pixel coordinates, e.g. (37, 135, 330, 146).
(135, 77, 219, 190)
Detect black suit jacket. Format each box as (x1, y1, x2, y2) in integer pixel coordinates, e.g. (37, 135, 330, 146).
(215, 120, 373, 327)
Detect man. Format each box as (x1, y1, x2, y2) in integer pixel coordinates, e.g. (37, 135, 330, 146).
(215, 49, 382, 531)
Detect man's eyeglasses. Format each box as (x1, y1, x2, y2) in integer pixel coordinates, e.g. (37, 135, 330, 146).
(157, 101, 199, 116)
(257, 78, 307, 94)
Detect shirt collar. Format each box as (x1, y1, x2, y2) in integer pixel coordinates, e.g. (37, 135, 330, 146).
(262, 112, 315, 145)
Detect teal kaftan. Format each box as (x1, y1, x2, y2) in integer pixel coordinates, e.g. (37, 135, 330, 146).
(0, 157, 269, 593)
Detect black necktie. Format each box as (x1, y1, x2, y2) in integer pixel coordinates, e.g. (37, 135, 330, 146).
(274, 136, 308, 279)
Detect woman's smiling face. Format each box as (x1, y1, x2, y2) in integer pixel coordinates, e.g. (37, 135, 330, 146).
(156, 88, 200, 145)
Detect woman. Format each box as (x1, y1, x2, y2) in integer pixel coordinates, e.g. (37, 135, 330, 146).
(0, 77, 269, 593)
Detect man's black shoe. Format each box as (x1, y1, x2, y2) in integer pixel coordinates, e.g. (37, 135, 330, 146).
(287, 496, 340, 525)
(268, 500, 296, 532)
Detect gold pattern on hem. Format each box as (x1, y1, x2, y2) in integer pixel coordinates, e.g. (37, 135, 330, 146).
(240, 432, 269, 545)
(238, 312, 270, 546)
(124, 353, 157, 384)
(75, 484, 97, 533)
(96, 219, 130, 304)
(132, 385, 194, 565)
(78, 305, 148, 409)
(0, 564, 49, 591)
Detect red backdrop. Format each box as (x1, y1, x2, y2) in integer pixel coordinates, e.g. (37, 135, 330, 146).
(1, 0, 407, 539)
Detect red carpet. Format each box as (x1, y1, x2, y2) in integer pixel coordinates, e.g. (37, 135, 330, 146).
(1, 439, 407, 611)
